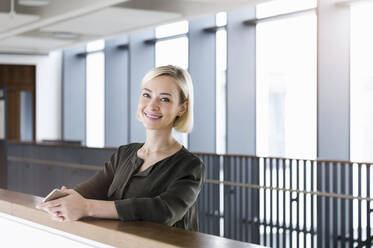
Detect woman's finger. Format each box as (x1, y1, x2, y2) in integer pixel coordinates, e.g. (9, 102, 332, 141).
(49, 206, 63, 214)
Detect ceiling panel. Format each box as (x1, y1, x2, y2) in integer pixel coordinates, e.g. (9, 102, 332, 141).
(41, 7, 181, 36)
(0, 35, 71, 51)
(0, 13, 40, 32)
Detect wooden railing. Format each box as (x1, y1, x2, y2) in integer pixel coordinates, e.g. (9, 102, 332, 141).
(0, 189, 262, 248)
(5, 142, 373, 248)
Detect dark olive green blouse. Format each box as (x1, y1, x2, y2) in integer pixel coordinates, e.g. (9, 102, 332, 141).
(74, 143, 205, 231)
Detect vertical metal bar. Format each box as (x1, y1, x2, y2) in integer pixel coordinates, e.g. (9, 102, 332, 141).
(304, 160, 307, 248)
(214, 155, 220, 236)
(245, 158, 249, 243)
(276, 158, 280, 248)
(357, 164, 362, 244)
(283, 159, 287, 248)
(223, 156, 228, 238)
(325, 162, 330, 248)
(341, 163, 346, 248)
(270, 158, 273, 247)
(311, 161, 314, 248)
(263, 158, 267, 246)
(367, 164, 371, 248)
(200, 155, 205, 233)
(290, 159, 293, 248)
(316, 161, 323, 248)
(238, 157, 243, 241)
(252, 157, 260, 244)
(332, 163, 338, 248)
(296, 159, 300, 248)
(208, 156, 212, 234)
(348, 162, 354, 248)
(233, 157, 235, 240)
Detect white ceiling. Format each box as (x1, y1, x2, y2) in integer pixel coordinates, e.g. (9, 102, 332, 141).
(0, 0, 268, 54)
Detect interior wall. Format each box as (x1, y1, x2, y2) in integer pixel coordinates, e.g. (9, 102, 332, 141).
(0, 51, 62, 142)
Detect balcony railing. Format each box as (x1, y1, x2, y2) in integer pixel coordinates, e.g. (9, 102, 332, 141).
(196, 152, 372, 248)
(6, 142, 373, 248)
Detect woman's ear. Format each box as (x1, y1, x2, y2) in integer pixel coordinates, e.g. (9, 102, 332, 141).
(178, 100, 188, 117)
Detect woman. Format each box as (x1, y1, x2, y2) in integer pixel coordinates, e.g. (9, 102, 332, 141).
(38, 65, 205, 231)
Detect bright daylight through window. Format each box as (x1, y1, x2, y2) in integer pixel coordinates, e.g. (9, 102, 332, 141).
(155, 21, 189, 147)
(86, 40, 105, 148)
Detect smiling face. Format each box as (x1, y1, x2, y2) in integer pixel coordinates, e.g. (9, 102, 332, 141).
(137, 75, 187, 131)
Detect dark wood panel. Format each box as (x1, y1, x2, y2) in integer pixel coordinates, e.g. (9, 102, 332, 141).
(0, 140, 6, 189)
(0, 64, 35, 90)
(7, 90, 20, 141)
(0, 64, 36, 142)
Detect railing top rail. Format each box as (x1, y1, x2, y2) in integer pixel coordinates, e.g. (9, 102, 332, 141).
(10, 141, 373, 166)
(194, 152, 373, 166)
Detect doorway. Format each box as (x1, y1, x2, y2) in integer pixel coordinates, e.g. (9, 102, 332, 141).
(0, 64, 36, 142)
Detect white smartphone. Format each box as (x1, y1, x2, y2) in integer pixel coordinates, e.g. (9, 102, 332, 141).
(43, 189, 68, 202)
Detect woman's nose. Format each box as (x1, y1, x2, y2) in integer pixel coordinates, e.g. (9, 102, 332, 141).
(148, 98, 160, 110)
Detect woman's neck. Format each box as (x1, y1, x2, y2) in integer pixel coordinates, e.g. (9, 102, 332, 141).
(141, 129, 180, 154)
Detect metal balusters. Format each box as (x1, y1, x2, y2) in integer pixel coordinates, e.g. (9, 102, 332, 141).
(238, 157, 243, 241)
(208, 156, 212, 233)
(326, 162, 331, 248)
(332, 163, 338, 247)
(233, 156, 237, 240)
(263, 158, 267, 246)
(358, 164, 362, 246)
(223, 156, 231, 239)
(195, 153, 373, 248)
(199, 155, 206, 233)
(316, 161, 323, 248)
(311, 161, 315, 248)
(290, 159, 293, 248)
(296, 160, 300, 248)
(252, 157, 260, 244)
(213, 155, 220, 236)
(341, 162, 346, 248)
(367, 163, 371, 247)
(283, 159, 287, 248)
(303, 160, 307, 248)
(230, 156, 234, 239)
(348, 162, 354, 248)
(276, 159, 280, 248)
(244, 158, 248, 242)
(270, 158, 274, 247)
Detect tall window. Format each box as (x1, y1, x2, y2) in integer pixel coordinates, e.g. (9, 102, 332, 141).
(155, 21, 189, 147)
(86, 40, 105, 147)
(350, 2, 373, 163)
(256, 0, 317, 159)
(350, 2, 373, 239)
(216, 12, 227, 155)
(256, 1, 317, 246)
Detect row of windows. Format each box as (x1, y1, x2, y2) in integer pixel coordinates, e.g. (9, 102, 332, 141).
(84, 0, 373, 163)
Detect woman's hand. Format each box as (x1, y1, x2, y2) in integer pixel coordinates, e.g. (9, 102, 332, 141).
(37, 186, 89, 222)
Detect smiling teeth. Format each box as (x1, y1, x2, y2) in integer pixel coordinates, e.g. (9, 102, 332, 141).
(145, 113, 162, 118)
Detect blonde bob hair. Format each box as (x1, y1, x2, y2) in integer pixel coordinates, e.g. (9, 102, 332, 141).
(137, 65, 194, 133)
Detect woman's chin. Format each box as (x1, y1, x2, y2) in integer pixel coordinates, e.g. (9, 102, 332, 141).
(142, 122, 173, 131)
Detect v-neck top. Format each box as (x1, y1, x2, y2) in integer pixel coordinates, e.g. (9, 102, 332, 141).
(74, 143, 205, 231)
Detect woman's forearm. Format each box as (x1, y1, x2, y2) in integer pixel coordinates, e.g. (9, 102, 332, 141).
(85, 199, 119, 219)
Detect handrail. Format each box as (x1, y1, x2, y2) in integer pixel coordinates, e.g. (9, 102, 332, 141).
(0, 189, 262, 248)
(9, 141, 373, 165)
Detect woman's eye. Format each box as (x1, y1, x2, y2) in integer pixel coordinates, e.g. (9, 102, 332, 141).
(142, 93, 150, 98)
(161, 98, 170, 102)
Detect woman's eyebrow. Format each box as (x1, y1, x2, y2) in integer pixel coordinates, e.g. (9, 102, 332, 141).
(160, 92, 172, 96)
(142, 88, 173, 96)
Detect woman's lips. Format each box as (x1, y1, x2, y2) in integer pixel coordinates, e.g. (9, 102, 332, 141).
(144, 112, 162, 120)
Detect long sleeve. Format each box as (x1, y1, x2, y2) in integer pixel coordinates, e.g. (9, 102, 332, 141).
(113, 157, 205, 226)
(74, 148, 119, 200)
